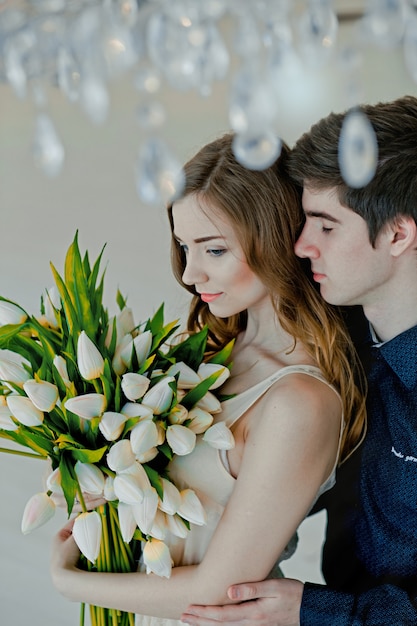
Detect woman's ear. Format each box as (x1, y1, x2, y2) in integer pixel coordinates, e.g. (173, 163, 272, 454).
(390, 216, 417, 257)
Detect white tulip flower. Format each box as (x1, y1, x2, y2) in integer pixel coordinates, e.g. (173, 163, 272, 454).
(149, 509, 168, 540)
(77, 331, 105, 380)
(117, 502, 137, 543)
(114, 473, 144, 505)
(203, 422, 235, 450)
(143, 539, 172, 578)
(103, 475, 117, 501)
(130, 419, 159, 457)
(7, 395, 44, 427)
(132, 487, 159, 534)
(121, 402, 153, 420)
(0, 401, 18, 430)
(121, 372, 150, 401)
(74, 461, 105, 495)
(197, 363, 230, 389)
(166, 513, 189, 539)
(158, 478, 181, 516)
(177, 489, 207, 526)
(64, 393, 106, 420)
(0, 300, 27, 326)
(21, 492, 56, 534)
(142, 377, 175, 415)
(167, 361, 200, 388)
(187, 407, 214, 434)
(166, 424, 196, 456)
(132, 330, 152, 365)
(167, 404, 188, 425)
(107, 439, 136, 472)
(72, 511, 102, 563)
(46, 467, 64, 495)
(23, 379, 59, 412)
(195, 391, 222, 414)
(112, 334, 132, 375)
(0, 350, 32, 388)
(53, 355, 71, 387)
(99, 411, 128, 441)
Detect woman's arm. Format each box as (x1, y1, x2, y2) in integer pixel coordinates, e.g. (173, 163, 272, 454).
(51, 374, 341, 619)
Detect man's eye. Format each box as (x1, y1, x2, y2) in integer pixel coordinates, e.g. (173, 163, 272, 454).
(322, 227, 333, 234)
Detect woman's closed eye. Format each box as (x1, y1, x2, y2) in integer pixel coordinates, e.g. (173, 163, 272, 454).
(207, 248, 226, 257)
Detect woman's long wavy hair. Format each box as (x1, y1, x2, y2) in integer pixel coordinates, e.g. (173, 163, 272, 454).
(168, 133, 366, 463)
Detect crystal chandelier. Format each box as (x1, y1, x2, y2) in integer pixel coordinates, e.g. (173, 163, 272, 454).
(1, 0, 416, 204)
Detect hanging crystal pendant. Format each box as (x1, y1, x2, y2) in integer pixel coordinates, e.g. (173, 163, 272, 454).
(135, 137, 185, 205)
(297, 0, 338, 67)
(338, 109, 378, 188)
(232, 130, 282, 171)
(32, 113, 65, 178)
(360, 0, 406, 49)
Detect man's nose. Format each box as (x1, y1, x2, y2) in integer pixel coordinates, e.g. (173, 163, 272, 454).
(294, 229, 319, 259)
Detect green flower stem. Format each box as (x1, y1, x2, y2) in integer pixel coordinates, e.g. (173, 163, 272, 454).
(0, 446, 47, 459)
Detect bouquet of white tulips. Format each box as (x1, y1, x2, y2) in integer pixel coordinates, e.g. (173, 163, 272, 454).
(0, 233, 234, 626)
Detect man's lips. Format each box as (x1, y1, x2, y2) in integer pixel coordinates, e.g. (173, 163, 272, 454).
(312, 272, 326, 282)
(199, 293, 222, 303)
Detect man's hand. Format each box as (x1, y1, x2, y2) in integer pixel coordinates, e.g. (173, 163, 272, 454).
(181, 578, 304, 626)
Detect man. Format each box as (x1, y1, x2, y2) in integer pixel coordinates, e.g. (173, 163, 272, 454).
(180, 95, 417, 625)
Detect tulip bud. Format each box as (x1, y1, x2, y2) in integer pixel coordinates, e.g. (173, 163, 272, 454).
(46, 467, 64, 495)
(116, 307, 136, 336)
(195, 391, 222, 414)
(64, 393, 106, 420)
(23, 379, 59, 412)
(132, 487, 159, 534)
(167, 361, 200, 388)
(178, 489, 207, 526)
(158, 478, 181, 516)
(112, 334, 132, 375)
(77, 331, 105, 380)
(121, 373, 150, 401)
(166, 513, 189, 539)
(202, 422, 235, 450)
(7, 395, 44, 427)
(197, 363, 230, 390)
(114, 472, 144, 505)
(133, 330, 152, 365)
(150, 509, 168, 540)
(117, 502, 137, 543)
(99, 411, 128, 441)
(143, 539, 172, 578)
(43, 286, 61, 327)
(166, 424, 196, 456)
(155, 420, 166, 445)
(142, 377, 175, 415)
(121, 402, 153, 420)
(103, 475, 117, 501)
(167, 404, 188, 425)
(0, 401, 18, 430)
(74, 461, 105, 495)
(107, 439, 136, 473)
(187, 407, 214, 434)
(130, 419, 159, 457)
(53, 355, 71, 387)
(0, 350, 32, 388)
(0, 300, 27, 326)
(136, 447, 158, 463)
(21, 492, 56, 534)
(72, 511, 102, 563)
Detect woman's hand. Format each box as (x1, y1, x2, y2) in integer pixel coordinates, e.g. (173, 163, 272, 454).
(50, 518, 81, 597)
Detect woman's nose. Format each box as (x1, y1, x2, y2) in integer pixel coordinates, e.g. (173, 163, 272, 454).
(182, 258, 206, 286)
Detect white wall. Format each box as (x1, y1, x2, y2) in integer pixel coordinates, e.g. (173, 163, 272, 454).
(1, 12, 417, 625)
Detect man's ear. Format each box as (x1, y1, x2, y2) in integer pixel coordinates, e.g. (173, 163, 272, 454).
(390, 216, 417, 257)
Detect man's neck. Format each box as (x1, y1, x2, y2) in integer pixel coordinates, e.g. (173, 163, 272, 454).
(364, 304, 417, 343)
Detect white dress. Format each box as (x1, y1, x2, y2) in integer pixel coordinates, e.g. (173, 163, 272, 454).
(136, 365, 343, 625)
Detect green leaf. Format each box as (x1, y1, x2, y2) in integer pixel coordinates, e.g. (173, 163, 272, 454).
(143, 465, 163, 499)
(50, 262, 80, 336)
(208, 338, 235, 365)
(64, 233, 96, 337)
(59, 453, 78, 515)
(116, 290, 127, 311)
(181, 371, 224, 409)
(70, 446, 107, 463)
(166, 327, 208, 371)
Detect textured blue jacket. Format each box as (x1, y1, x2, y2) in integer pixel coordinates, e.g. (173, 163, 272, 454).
(301, 323, 417, 625)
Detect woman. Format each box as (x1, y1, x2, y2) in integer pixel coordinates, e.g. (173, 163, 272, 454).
(50, 134, 366, 624)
